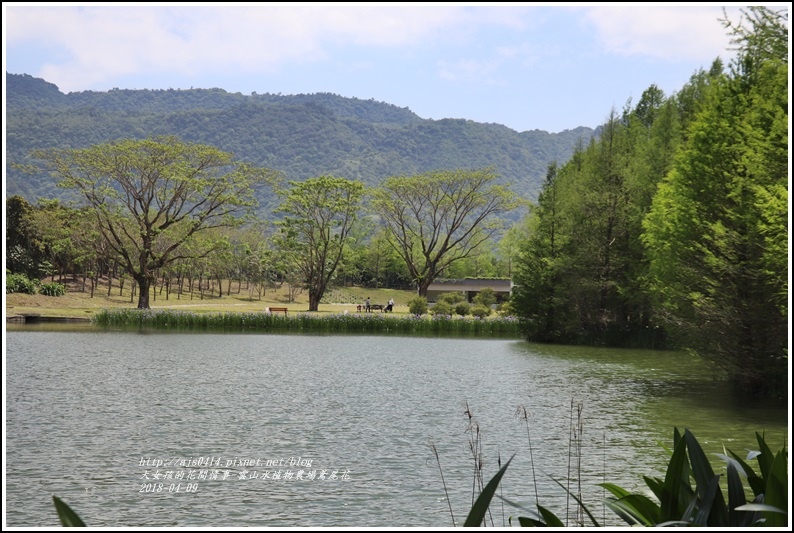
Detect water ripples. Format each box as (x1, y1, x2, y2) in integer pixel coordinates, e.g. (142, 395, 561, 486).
(6, 330, 788, 527)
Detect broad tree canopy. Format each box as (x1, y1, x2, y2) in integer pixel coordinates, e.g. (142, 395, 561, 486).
(31, 135, 279, 308)
(371, 168, 521, 297)
(272, 175, 364, 311)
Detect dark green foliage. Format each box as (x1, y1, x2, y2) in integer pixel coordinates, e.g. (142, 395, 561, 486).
(470, 305, 491, 319)
(511, 7, 787, 398)
(6, 74, 67, 109)
(407, 296, 428, 316)
(454, 301, 471, 316)
(52, 496, 86, 527)
(513, 111, 668, 348)
(5, 195, 47, 278)
(431, 301, 454, 316)
(470, 429, 787, 528)
(39, 282, 66, 296)
(602, 429, 788, 527)
(336, 227, 414, 289)
(642, 7, 788, 397)
(472, 287, 497, 307)
(5, 272, 38, 294)
(437, 291, 465, 305)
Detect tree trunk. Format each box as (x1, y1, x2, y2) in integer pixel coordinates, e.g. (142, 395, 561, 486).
(417, 279, 432, 298)
(108, 261, 121, 298)
(308, 291, 321, 312)
(136, 275, 152, 309)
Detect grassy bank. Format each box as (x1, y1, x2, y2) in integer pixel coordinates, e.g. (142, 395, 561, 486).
(6, 277, 524, 337)
(5, 277, 418, 319)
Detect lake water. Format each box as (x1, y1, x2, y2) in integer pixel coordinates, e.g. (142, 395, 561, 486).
(4, 327, 789, 527)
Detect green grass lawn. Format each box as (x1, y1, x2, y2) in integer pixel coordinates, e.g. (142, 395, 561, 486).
(5, 277, 419, 319)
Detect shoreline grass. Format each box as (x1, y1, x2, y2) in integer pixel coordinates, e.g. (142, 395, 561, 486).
(92, 308, 526, 336)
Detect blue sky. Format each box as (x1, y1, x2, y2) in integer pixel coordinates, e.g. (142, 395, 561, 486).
(2, 3, 784, 133)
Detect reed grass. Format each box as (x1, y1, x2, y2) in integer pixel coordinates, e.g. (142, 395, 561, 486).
(516, 404, 540, 514)
(567, 398, 585, 526)
(429, 440, 456, 527)
(92, 308, 525, 336)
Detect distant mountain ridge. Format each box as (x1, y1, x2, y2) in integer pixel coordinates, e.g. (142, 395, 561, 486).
(5, 72, 595, 211)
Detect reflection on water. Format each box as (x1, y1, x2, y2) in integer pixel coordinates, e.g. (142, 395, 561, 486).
(5, 328, 788, 527)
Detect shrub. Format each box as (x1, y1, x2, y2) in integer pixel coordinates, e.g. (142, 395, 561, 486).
(6, 272, 38, 294)
(473, 287, 497, 308)
(431, 301, 454, 316)
(454, 301, 471, 316)
(497, 300, 514, 317)
(407, 296, 428, 316)
(471, 305, 491, 318)
(438, 291, 465, 305)
(40, 282, 66, 297)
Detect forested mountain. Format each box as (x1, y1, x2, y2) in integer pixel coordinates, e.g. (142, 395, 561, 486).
(5, 72, 594, 210)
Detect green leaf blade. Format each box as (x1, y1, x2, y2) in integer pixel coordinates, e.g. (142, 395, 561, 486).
(52, 496, 87, 527)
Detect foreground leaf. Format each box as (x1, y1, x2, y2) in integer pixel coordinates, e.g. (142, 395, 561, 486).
(601, 483, 659, 526)
(463, 455, 514, 527)
(52, 496, 86, 527)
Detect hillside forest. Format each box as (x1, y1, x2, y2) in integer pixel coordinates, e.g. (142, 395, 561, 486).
(6, 70, 592, 212)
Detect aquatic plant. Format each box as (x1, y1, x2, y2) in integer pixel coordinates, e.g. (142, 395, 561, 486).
(463, 428, 788, 527)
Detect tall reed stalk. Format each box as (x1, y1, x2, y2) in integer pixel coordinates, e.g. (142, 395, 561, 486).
(429, 440, 456, 527)
(567, 398, 584, 526)
(516, 404, 540, 514)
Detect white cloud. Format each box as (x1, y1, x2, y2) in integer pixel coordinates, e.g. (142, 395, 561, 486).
(495, 43, 540, 68)
(437, 41, 541, 85)
(438, 57, 503, 85)
(5, 5, 485, 92)
(6, 4, 746, 97)
(581, 6, 738, 62)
